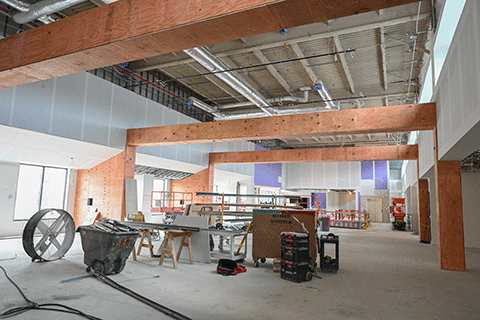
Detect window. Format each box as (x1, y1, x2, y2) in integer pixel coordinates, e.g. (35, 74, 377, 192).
(14, 164, 68, 221)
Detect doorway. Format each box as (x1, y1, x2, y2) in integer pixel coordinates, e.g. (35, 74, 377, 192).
(366, 198, 383, 222)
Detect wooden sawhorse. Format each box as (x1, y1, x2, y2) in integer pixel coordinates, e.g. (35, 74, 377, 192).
(159, 231, 193, 268)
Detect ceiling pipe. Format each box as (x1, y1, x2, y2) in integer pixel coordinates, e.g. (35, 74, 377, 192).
(313, 81, 338, 109)
(186, 97, 226, 119)
(13, 0, 87, 24)
(37, 15, 55, 24)
(0, 0, 28, 12)
(218, 87, 311, 110)
(183, 47, 277, 116)
(217, 105, 334, 121)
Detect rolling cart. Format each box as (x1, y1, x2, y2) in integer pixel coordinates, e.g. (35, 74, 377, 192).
(319, 233, 339, 272)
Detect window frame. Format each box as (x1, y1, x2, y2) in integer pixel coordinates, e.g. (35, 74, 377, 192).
(13, 164, 69, 222)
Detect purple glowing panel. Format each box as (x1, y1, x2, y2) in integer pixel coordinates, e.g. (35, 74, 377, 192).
(361, 161, 374, 180)
(358, 192, 361, 210)
(375, 160, 388, 190)
(312, 193, 327, 209)
(254, 144, 282, 188)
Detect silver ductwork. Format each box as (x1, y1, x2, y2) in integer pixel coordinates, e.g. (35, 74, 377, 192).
(183, 47, 277, 117)
(13, 0, 87, 24)
(37, 15, 56, 24)
(0, 0, 29, 12)
(217, 105, 334, 121)
(313, 81, 338, 109)
(186, 97, 226, 119)
(219, 87, 311, 110)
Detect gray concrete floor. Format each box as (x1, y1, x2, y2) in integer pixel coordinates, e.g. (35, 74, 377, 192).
(1, 223, 480, 320)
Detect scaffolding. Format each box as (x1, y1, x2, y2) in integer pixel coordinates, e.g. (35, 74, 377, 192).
(150, 191, 193, 214)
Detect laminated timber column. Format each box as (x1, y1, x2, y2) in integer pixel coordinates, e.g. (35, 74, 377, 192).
(434, 125, 466, 271)
(435, 161, 465, 271)
(418, 179, 431, 243)
(124, 145, 137, 179)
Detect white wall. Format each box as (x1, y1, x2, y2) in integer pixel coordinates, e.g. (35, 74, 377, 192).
(284, 161, 360, 190)
(213, 141, 255, 176)
(402, 160, 418, 192)
(327, 191, 356, 210)
(0, 162, 23, 237)
(461, 171, 480, 249)
(412, 0, 480, 182)
(417, 130, 435, 179)
(432, 0, 480, 162)
(0, 72, 256, 173)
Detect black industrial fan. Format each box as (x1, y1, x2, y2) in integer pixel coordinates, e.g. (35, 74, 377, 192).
(22, 208, 76, 262)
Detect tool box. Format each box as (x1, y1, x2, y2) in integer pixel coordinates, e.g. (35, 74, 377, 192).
(280, 232, 312, 282)
(280, 232, 309, 248)
(281, 246, 309, 263)
(280, 260, 312, 283)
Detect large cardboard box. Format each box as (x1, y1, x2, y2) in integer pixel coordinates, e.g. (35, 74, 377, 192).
(252, 209, 317, 263)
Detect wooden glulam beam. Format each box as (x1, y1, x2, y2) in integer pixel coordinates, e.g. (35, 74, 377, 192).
(126, 103, 436, 147)
(209, 145, 418, 164)
(0, 0, 421, 89)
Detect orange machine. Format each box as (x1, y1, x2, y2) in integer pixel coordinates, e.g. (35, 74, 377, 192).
(391, 198, 406, 231)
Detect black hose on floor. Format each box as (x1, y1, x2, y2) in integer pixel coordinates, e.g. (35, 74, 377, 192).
(92, 271, 192, 320)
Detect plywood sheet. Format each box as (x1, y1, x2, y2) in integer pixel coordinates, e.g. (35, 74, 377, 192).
(252, 210, 317, 262)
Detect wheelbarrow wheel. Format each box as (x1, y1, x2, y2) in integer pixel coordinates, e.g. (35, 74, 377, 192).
(104, 260, 115, 275)
(306, 272, 313, 281)
(114, 259, 126, 274)
(93, 260, 105, 274)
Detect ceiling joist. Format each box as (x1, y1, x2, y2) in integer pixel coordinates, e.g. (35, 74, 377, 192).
(252, 48, 292, 94)
(132, 13, 430, 71)
(333, 35, 355, 93)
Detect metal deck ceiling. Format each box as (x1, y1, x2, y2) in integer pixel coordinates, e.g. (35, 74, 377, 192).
(126, 1, 432, 150)
(134, 165, 193, 180)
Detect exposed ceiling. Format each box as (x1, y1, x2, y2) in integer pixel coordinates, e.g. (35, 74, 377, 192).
(134, 165, 193, 180)
(0, 0, 434, 157)
(126, 1, 432, 151)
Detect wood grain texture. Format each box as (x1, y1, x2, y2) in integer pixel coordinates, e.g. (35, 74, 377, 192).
(0, 0, 420, 88)
(209, 145, 418, 164)
(170, 168, 213, 213)
(418, 179, 431, 243)
(74, 152, 126, 227)
(127, 103, 436, 146)
(435, 161, 466, 271)
(124, 145, 136, 179)
(253, 211, 316, 261)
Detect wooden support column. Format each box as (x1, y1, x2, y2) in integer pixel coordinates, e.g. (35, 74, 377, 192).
(433, 126, 466, 271)
(418, 179, 431, 243)
(208, 163, 215, 205)
(125, 145, 137, 179)
(435, 161, 466, 271)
